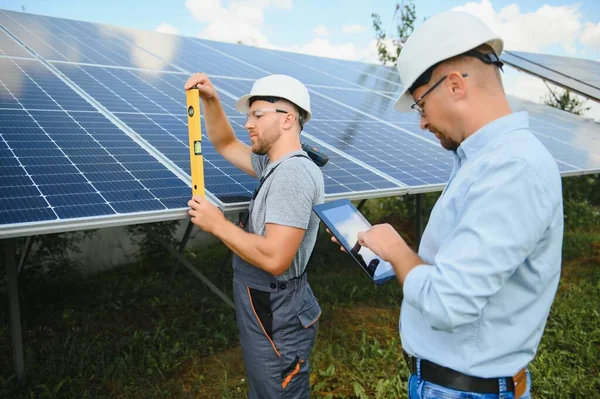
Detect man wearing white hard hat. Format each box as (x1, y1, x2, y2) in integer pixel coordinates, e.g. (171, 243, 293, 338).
(338, 11, 563, 399)
(184, 73, 324, 398)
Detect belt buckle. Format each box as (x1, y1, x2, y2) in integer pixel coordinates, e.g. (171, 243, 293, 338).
(402, 351, 416, 374)
(513, 368, 527, 398)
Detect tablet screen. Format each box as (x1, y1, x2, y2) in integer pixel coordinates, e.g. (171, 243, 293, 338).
(314, 199, 395, 284)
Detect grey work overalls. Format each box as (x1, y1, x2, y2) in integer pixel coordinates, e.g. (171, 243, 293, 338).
(232, 156, 321, 397)
(232, 255, 321, 398)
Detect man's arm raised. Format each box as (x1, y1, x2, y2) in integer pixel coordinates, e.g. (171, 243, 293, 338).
(184, 73, 256, 178)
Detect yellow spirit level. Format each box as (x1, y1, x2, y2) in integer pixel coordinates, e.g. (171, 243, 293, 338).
(186, 88, 205, 197)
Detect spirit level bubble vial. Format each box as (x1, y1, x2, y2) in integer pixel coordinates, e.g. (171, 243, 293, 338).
(186, 88, 205, 197)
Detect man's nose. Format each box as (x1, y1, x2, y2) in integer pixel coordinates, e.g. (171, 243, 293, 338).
(420, 115, 429, 131)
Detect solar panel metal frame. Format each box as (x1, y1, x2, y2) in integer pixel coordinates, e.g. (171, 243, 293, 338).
(502, 50, 600, 103)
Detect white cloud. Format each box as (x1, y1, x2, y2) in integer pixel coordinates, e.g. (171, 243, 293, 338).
(313, 24, 330, 37)
(453, 0, 582, 54)
(182, 0, 387, 63)
(184, 0, 380, 63)
(154, 23, 179, 36)
(503, 67, 600, 122)
(107, 25, 178, 71)
(504, 67, 549, 104)
(185, 0, 292, 47)
(580, 22, 600, 51)
(343, 24, 367, 34)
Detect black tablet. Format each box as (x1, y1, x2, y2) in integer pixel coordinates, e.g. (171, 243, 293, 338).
(313, 199, 395, 285)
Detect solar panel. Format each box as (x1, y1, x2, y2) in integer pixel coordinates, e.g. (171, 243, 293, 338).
(502, 50, 600, 102)
(306, 120, 452, 190)
(51, 63, 406, 204)
(0, 9, 181, 71)
(508, 97, 600, 173)
(310, 87, 414, 123)
(2, 8, 599, 238)
(299, 136, 403, 198)
(166, 37, 268, 80)
(326, 58, 403, 89)
(0, 57, 192, 235)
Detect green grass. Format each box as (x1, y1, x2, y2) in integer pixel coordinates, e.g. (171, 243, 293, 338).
(1, 224, 599, 398)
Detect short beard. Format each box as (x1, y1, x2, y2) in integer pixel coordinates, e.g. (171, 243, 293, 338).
(252, 123, 281, 155)
(440, 136, 460, 151)
(431, 128, 460, 151)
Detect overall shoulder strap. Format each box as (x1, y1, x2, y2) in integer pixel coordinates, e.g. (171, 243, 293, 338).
(252, 154, 309, 200)
(239, 154, 310, 229)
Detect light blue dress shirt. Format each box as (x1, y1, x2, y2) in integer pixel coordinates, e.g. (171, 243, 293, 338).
(401, 112, 564, 378)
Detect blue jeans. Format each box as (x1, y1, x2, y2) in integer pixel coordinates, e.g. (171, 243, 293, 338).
(408, 360, 532, 399)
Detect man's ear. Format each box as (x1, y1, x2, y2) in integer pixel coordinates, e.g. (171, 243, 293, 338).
(447, 71, 467, 99)
(282, 113, 296, 129)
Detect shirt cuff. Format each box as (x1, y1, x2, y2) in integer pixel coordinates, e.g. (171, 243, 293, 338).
(402, 264, 431, 313)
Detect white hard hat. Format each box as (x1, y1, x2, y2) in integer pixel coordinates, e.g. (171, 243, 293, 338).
(235, 74, 312, 123)
(394, 11, 504, 113)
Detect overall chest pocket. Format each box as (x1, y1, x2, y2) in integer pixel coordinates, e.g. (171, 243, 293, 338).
(297, 284, 321, 329)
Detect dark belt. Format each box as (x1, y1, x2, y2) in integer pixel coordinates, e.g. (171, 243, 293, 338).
(403, 350, 515, 394)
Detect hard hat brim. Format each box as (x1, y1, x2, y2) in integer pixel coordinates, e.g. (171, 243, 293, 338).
(235, 94, 253, 115)
(394, 88, 414, 113)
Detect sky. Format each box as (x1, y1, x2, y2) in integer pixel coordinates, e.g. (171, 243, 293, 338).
(3, 0, 600, 119)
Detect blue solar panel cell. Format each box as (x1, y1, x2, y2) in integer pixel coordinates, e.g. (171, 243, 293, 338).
(0, 28, 32, 58)
(0, 185, 39, 199)
(41, 182, 97, 196)
(0, 207, 56, 225)
(53, 203, 114, 219)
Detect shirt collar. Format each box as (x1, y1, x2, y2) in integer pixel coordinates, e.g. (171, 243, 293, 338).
(457, 111, 529, 161)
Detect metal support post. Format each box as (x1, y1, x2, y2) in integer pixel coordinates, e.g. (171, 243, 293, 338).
(168, 220, 195, 285)
(17, 235, 33, 275)
(5, 238, 26, 387)
(147, 227, 234, 309)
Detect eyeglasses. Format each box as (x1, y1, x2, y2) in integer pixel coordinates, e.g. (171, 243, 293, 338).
(245, 108, 294, 122)
(410, 73, 468, 117)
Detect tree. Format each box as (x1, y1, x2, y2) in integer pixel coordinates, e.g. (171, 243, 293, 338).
(543, 83, 590, 116)
(371, 0, 416, 65)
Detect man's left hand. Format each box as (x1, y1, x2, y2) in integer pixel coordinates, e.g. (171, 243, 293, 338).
(357, 223, 408, 262)
(188, 196, 226, 234)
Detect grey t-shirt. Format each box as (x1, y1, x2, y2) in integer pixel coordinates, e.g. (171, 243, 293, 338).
(248, 150, 325, 281)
